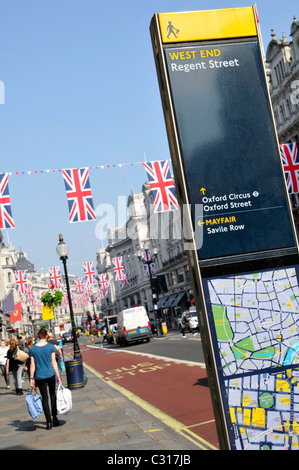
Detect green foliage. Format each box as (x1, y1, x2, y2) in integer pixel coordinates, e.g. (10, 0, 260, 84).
(41, 289, 63, 307)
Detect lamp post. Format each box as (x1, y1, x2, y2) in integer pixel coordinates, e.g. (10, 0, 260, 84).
(137, 242, 161, 336)
(56, 234, 82, 359)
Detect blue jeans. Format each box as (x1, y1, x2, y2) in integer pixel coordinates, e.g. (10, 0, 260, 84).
(11, 364, 23, 390)
(0, 364, 10, 386)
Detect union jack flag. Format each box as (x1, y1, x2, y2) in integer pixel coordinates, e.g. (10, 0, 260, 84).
(121, 277, 130, 288)
(74, 277, 84, 294)
(62, 167, 96, 223)
(141, 251, 155, 276)
(280, 143, 299, 194)
(0, 173, 15, 229)
(143, 263, 155, 276)
(141, 251, 152, 262)
(85, 284, 92, 297)
(98, 289, 104, 299)
(142, 160, 179, 213)
(15, 270, 27, 294)
(98, 273, 110, 291)
(48, 266, 63, 289)
(26, 284, 35, 308)
(112, 257, 127, 281)
(82, 261, 96, 285)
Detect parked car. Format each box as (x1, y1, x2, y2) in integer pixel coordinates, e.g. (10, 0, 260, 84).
(178, 308, 199, 332)
(187, 308, 199, 330)
(104, 315, 118, 344)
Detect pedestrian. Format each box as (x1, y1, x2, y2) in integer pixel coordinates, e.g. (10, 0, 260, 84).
(99, 327, 106, 348)
(6, 338, 24, 395)
(47, 332, 63, 365)
(29, 328, 62, 430)
(111, 324, 117, 344)
(47, 332, 63, 381)
(0, 339, 10, 389)
(17, 336, 26, 350)
(181, 314, 187, 338)
(23, 337, 34, 381)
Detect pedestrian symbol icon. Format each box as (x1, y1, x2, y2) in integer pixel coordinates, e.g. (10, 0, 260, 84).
(167, 21, 179, 39)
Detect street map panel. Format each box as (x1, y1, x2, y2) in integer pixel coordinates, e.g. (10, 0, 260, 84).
(204, 266, 299, 450)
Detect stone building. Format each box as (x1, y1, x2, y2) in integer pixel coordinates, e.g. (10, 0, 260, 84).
(96, 181, 193, 326)
(266, 15, 299, 230)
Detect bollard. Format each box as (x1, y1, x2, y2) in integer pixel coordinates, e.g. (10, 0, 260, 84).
(65, 358, 85, 389)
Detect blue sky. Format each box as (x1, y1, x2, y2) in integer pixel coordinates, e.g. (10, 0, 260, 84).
(0, 0, 298, 277)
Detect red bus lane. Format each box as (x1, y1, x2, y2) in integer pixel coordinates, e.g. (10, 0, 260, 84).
(77, 346, 219, 449)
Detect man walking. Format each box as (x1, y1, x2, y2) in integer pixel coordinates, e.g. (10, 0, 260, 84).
(0, 340, 10, 389)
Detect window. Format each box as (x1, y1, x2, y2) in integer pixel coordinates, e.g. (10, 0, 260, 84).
(286, 98, 292, 116)
(274, 60, 285, 85)
(280, 103, 286, 121)
(177, 267, 184, 283)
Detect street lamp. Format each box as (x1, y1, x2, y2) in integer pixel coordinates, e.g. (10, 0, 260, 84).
(137, 242, 161, 336)
(56, 234, 82, 359)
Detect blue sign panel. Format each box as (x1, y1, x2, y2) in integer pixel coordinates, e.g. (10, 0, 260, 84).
(164, 40, 295, 260)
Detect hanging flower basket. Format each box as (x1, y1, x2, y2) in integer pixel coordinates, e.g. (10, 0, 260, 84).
(41, 289, 63, 307)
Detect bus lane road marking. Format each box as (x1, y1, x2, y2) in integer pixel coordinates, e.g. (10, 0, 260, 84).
(79, 347, 218, 450)
(103, 360, 172, 381)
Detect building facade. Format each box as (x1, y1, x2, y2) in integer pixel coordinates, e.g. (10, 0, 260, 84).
(266, 15, 299, 230)
(96, 182, 193, 326)
(0, 240, 86, 340)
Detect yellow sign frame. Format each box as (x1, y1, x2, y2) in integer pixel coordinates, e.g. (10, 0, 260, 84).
(158, 7, 257, 43)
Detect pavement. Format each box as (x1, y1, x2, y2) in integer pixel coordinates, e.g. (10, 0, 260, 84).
(0, 351, 215, 452)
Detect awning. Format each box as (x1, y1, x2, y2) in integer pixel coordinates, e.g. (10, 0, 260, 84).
(162, 293, 177, 308)
(156, 296, 169, 309)
(171, 291, 186, 307)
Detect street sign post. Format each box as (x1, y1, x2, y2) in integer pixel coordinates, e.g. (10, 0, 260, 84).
(151, 7, 299, 450)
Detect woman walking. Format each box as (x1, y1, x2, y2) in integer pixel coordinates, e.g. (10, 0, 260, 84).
(6, 339, 24, 395)
(29, 328, 62, 430)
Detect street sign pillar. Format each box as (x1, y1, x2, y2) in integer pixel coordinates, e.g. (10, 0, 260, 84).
(151, 7, 299, 450)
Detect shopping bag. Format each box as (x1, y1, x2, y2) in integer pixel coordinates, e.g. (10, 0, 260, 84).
(60, 359, 65, 372)
(56, 384, 72, 415)
(26, 388, 43, 420)
(16, 347, 29, 363)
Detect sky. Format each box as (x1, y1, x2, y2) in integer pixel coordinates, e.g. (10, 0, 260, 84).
(0, 0, 298, 278)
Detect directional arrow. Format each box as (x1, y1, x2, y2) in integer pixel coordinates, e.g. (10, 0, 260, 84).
(198, 220, 205, 227)
(200, 188, 206, 195)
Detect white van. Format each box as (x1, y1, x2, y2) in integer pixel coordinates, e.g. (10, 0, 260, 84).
(117, 306, 151, 346)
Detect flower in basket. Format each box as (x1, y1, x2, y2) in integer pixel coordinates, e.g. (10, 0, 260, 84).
(41, 289, 64, 307)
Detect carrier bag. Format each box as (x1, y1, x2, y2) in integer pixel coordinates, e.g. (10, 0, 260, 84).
(26, 388, 43, 420)
(16, 347, 29, 363)
(56, 384, 72, 415)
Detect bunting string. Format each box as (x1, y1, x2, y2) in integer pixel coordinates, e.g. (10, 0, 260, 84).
(5, 160, 151, 176)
